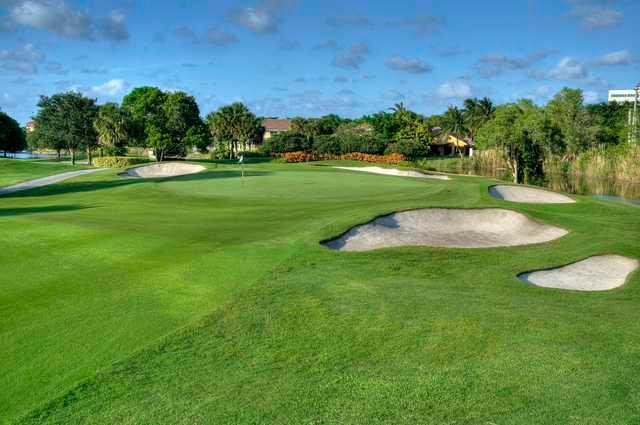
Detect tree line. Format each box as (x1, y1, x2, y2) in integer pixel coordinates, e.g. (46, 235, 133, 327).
(265, 88, 635, 184)
(21, 87, 263, 164)
(1, 86, 636, 183)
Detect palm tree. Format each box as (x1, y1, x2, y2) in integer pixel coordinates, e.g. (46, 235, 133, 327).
(462, 97, 495, 145)
(389, 102, 407, 115)
(478, 97, 495, 120)
(442, 106, 467, 157)
(93, 103, 131, 156)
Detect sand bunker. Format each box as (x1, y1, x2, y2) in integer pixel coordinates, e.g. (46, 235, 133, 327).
(323, 208, 567, 251)
(519, 255, 639, 291)
(122, 163, 205, 178)
(334, 166, 450, 180)
(489, 185, 575, 204)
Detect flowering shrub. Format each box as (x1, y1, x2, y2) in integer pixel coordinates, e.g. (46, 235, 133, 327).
(272, 151, 406, 164)
(93, 156, 151, 168)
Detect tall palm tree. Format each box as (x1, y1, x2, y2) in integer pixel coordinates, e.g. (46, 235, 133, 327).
(478, 97, 496, 121)
(93, 103, 131, 156)
(442, 106, 467, 157)
(462, 97, 495, 145)
(389, 102, 407, 115)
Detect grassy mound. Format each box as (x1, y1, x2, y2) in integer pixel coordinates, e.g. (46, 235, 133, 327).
(2, 161, 639, 424)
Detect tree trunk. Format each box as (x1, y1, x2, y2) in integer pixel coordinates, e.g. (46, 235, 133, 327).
(87, 147, 92, 166)
(70, 148, 76, 165)
(56, 149, 61, 159)
(3, 150, 6, 158)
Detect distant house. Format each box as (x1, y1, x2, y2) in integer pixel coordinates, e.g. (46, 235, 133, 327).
(25, 120, 36, 133)
(353, 123, 373, 132)
(432, 133, 475, 157)
(262, 118, 291, 140)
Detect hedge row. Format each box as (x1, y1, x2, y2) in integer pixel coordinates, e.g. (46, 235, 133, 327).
(272, 152, 406, 164)
(93, 156, 151, 168)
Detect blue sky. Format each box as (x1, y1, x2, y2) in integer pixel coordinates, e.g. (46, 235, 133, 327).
(0, 0, 638, 124)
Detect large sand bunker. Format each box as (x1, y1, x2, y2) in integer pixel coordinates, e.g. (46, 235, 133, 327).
(323, 208, 567, 251)
(122, 163, 205, 178)
(519, 255, 639, 291)
(489, 185, 575, 204)
(334, 166, 450, 180)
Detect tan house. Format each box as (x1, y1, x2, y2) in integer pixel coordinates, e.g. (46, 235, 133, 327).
(432, 133, 475, 157)
(262, 118, 291, 139)
(26, 120, 36, 133)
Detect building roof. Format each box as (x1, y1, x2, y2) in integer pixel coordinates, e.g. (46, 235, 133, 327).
(262, 118, 291, 132)
(432, 133, 474, 147)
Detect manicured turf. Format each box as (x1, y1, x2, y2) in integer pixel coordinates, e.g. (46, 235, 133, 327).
(0, 158, 86, 188)
(2, 160, 639, 424)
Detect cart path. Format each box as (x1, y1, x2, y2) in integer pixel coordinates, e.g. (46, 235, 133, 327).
(0, 168, 109, 196)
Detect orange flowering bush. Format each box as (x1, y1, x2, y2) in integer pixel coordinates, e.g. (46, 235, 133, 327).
(272, 151, 406, 164)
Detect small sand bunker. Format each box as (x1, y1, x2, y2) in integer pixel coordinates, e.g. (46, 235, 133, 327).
(122, 163, 205, 178)
(489, 185, 575, 204)
(519, 255, 639, 291)
(323, 208, 567, 251)
(335, 166, 450, 180)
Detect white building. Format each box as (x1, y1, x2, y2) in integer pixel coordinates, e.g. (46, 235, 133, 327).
(608, 89, 637, 103)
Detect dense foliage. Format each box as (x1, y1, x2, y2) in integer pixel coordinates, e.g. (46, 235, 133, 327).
(206, 102, 263, 159)
(18, 85, 638, 178)
(0, 110, 26, 157)
(122, 87, 210, 161)
(30, 92, 98, 165)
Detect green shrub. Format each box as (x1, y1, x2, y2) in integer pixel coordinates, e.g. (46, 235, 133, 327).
(93, 156, 151, 168)
(260, 133, 310, 155)
(312, 135, 342, 155)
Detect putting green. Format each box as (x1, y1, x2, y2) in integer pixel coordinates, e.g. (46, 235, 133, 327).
(2, 161, 640, 424)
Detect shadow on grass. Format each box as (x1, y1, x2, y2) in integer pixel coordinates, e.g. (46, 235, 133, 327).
(0, 170, 272, 199)
(0, 204, 91, 217)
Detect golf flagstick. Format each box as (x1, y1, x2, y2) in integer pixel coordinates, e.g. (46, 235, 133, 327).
(238, 155, 244, 181)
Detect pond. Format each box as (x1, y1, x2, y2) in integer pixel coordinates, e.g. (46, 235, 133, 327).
(544, 173, 640, 204)
(4, 152, 58, 159)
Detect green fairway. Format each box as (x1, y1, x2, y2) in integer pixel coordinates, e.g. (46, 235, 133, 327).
(0, 159, 87, 188)
(2, 162, 640, 424)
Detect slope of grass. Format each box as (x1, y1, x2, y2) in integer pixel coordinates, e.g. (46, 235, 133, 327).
(1, 162, 447, 422)
(0, 158, 86, 187)
(2, 161, 640, 424)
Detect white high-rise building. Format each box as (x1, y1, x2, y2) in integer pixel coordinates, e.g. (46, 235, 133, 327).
(608, 89, 637, 103)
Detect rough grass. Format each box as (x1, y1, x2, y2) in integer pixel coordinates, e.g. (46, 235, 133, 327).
(0, 159, 86, 187)
(2, 161, 640, 424)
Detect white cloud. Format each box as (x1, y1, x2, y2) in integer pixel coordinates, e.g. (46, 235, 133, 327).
(232, 7, 275, 33)
(91, 79, 127, 97)
(386, 16, 443, 35)
(7, 0, 129, 41)
(386, 55, 433, 74)
(10, 0, 92, 39)
(548, 57, 588, 80)
(333, 43, 369, 70)
(566, 0, 623, 30)
(0, 43, 45, 74)
(230, 0, 294, 34)
(594, 50, 632, 66)
(99, 10, 129, 42)
(476, 50, 554, 78)
(436, 80, 473, 99)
